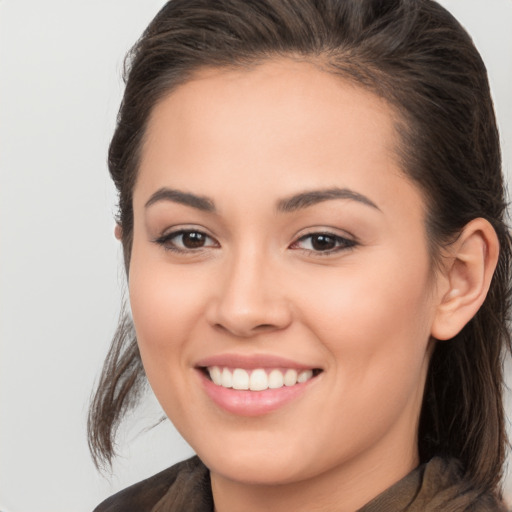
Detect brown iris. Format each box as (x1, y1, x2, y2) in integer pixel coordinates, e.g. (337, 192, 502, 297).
(181, 231, 207, 249)
(310, 234, 336, 251)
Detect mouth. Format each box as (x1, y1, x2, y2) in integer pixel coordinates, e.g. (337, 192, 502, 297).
(199, 366, 323, 391)
(195, 355, 323, 415)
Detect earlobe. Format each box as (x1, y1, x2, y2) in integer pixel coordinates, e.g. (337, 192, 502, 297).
(114, 223, 123, 240)
(431, 218, 499, 341)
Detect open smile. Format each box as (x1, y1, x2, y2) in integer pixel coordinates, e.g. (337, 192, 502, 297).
(195, 357, 323, 416)
(203, 366, 321, 391)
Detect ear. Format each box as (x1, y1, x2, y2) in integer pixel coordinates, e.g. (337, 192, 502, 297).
(114, 223, 123, 240)
(431, 218, 499, 341)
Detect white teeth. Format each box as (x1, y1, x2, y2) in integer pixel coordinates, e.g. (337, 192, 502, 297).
(268, 369, 284, 389)
(284, 369, 298, 386)
(207, 366, 316, 391)
(221, 367, 233, 388)
(210, 366, 222, 386)
(249, 369, 268, 391)
(298, 369, 313, 383)
(232, 368, 249, 390)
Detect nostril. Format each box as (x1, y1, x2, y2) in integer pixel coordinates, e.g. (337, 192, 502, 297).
(254, 323, 277, 331)
(212, 322, 274, 337)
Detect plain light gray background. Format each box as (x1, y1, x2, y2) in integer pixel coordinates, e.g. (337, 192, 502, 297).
(0, 1, 511, 510)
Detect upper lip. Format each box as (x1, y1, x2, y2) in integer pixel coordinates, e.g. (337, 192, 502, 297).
(195, 353, 321, 370)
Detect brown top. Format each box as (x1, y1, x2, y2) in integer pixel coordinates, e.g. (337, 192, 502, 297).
(94, 456, 506, 512)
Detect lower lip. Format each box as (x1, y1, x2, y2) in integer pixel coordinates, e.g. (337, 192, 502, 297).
(198, 370, 317, 417)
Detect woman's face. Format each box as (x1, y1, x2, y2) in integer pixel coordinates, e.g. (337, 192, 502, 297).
(129, 60, 441, 491)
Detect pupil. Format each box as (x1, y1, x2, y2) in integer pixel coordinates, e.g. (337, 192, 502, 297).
(312, 234, 335, 251)
(183, 232, 205, 248)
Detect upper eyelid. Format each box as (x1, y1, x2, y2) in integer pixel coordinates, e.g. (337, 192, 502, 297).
(289, 230, 358, 252)
(293, 232, 356, 245)
(154, 227, 218, 244)
(153, 229, 220, 255)
(156, 224, 217, 239)
(293, 226, 357, 241)
(297, 230, 352, 239)
(153, 226, 357, 247)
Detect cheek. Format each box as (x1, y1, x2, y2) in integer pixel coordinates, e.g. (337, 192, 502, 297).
(299, 248, 434, 384)
(127, 252, 214, 422)
(128, 251, 207, 366)
(300, 262, 434, 450)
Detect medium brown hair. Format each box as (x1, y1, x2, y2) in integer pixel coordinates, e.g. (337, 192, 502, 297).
(88, 0, 512, 494)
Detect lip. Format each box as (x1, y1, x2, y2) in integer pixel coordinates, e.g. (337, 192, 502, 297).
(195, 353, 322, 417)
(197, 371, 318, 416)
(195, 353, 320, 371)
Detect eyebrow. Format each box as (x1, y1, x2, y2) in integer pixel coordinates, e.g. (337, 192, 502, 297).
(145, 188, 216, 212)
(144, 186, 379, 214)
(276, 187, 380, 212)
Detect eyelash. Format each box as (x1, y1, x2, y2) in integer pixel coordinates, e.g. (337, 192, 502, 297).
(290, 232, 357, 255)
(153, 229, 218, 253)
(153, 229, 357, 255)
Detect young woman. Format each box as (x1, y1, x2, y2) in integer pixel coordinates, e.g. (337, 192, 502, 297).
(89, 0, 512, 510)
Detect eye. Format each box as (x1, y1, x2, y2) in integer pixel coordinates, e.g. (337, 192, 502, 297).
(154, 229, 219, 253)
(291, 232, 357, 254)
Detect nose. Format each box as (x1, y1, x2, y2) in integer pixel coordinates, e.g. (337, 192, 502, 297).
(206, 250, 293, 338)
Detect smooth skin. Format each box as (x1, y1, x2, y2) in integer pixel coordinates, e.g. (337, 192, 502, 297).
(126, 59, 499, 512)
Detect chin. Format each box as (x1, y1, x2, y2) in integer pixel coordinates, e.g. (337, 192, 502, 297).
(196, 436, 328, 486)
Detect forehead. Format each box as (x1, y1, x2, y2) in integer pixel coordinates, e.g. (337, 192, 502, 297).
(136, 58, 422, 217)
(143, 59, 399, 159)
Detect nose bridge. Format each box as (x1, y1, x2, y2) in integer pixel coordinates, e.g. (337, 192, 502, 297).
(208, 242, 291, 336)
